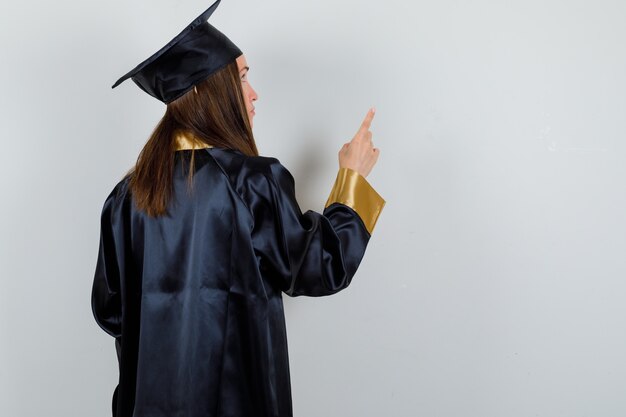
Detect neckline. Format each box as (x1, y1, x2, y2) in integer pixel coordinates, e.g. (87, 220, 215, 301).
(174, 132, 214, 151)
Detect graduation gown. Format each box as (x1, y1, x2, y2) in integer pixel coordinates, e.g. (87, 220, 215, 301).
(92, 137, 385, 417)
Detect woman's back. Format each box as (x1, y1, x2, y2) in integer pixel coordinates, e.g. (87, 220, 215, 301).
(93, 142, 381, 416)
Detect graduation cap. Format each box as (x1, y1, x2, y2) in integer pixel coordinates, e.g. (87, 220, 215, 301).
(112, 0, 242, 104)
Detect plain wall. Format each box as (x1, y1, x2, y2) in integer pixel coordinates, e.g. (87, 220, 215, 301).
(1, 0, 625, 416)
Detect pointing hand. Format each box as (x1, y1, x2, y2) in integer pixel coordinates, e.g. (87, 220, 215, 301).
(338, 108, 380, 178)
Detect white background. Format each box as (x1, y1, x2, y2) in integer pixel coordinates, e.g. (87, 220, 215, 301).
(1, 0, 625, 416)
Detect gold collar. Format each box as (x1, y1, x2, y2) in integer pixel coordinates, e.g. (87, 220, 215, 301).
(175, 133, 213, 151)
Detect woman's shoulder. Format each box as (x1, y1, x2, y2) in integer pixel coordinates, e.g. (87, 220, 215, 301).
(208, 148, 292, 184)
(97, 175, 132, 222)
(205, 149, 296, 203)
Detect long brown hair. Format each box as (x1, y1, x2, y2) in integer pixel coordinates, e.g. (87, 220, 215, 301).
(128, 60, 258, 217)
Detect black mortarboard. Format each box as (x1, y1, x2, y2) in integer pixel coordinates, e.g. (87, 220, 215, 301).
(112, 0, 242, 104)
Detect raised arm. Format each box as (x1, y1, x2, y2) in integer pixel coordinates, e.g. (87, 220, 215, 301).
(251, 109, 384, 296)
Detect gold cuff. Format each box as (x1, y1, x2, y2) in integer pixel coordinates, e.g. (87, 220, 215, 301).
(324, 168, 385, 234)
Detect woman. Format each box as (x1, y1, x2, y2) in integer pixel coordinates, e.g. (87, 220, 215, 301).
(92, 1, 385, 416)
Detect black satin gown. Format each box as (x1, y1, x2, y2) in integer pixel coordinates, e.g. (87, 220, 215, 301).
(92, 146, 385, 417)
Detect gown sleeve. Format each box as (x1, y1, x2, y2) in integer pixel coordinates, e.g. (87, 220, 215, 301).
(91, 187, 124, 338)
(248, 159, 385, 297)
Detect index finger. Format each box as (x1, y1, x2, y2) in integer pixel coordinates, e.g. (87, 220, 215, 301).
(358, 108, 376, 134)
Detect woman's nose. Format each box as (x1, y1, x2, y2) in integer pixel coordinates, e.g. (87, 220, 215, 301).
(250, 85, 258, 102)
